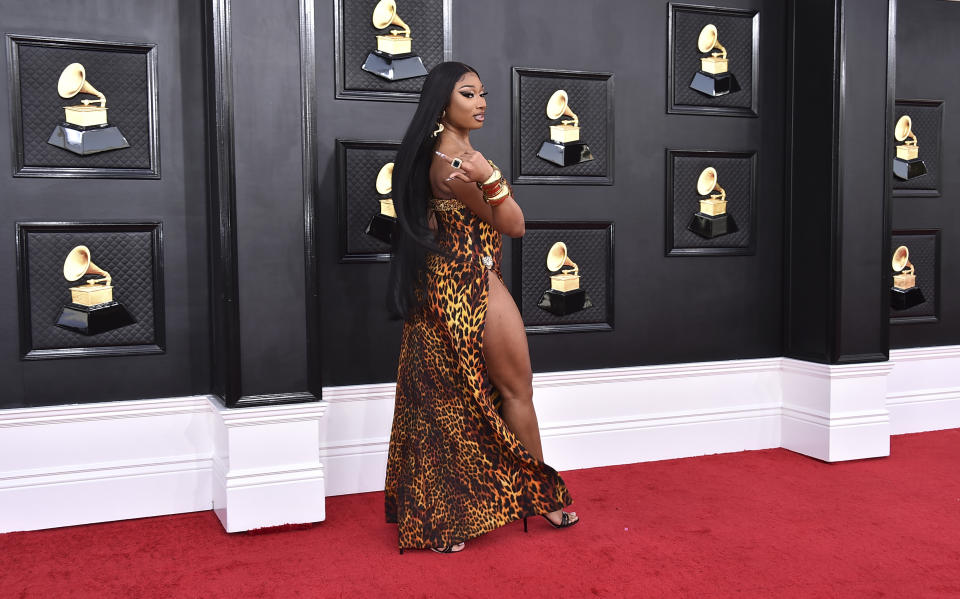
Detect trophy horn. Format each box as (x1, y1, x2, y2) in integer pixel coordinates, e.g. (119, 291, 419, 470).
(56, 63, 106, 107)
(697, 24, 727, 59)
(372, 0, 412, 37)
(891, 245, 914, 275)
(63, 245, 112, 287)
(895, 115, 917, 145)
(546, 89, 579, 128)
(546, 241, 579, 277)
(375, 162, 395, 195)
(696, 166, 726, 201)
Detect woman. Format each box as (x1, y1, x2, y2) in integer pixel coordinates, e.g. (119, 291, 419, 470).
(385, 62, 579, 554)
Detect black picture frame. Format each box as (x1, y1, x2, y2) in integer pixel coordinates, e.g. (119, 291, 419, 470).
(16, 222, 166, 360)
(667, 3, 760, 118)
(890, 229, 940, 326)
(335, 138, 401, 263)
(664, 149, 759, 256)
(333, 0, 452, 102)
(6, 34, 160, 178)
(511, 221, 614, 334)
(511, 67, 615, 185)
(665, 149, 758, 256)
(892, 99, 944, 198)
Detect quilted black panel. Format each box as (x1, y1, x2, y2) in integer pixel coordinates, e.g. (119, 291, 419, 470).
(890, 232, 937, 321)
(339, 0, 445, 94)
(516, 73, 610, 178)
(892, 101, 942, 193)
(341, 143, 399, 258)
(671, 6, 755, 110)
(670, 153, 754, 250)
(24, 230, 158, 349)
(515, 224, 612, 330)
(16, 42, 151, 169)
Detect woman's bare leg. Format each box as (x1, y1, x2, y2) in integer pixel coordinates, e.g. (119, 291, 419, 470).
(483, 272, 576, 525)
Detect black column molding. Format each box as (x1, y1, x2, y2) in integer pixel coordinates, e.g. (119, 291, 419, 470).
(203, 0, 322, 407)
(203, 0, 241, 403)
(783, 0, 895, 364)
(299, 0, 323, 400)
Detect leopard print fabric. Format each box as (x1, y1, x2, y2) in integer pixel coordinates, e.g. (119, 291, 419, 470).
(384, 197, 572, 550)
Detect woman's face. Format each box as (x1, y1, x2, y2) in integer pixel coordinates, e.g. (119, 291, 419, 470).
(444, 72, 487, 130)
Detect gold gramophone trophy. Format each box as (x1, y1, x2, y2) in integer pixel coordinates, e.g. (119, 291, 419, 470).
(47, 63, 130, 155)
(890, 245, 926, 310)
(55, 245, 136, 335)
(688, 167, 738, 239)
(892, 115, 928, 181)
(538, 242, 592, 316)
(536, 90, 595, 167)
(365, 161, 397, 245)
(689, 24, 741, 97)
(361, 0, 428, 81)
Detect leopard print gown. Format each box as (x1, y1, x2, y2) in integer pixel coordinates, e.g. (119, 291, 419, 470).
(384, 197, 572, 550)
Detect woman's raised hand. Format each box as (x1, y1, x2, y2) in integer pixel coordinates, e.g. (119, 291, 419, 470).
(436, 149, 495, 184)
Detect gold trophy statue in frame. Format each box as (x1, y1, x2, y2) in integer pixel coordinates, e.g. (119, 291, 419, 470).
(688, 166, 738, 239)
(47, 63, 130, 155)
(55, 245, 136, 335)
(536, 90, 595, 167)
(361, 0, 428, 81)
(538, 242, 592, 316)
(890, 245, 926, 310)
(892, 115, 927, 181)
(365, 161, 397, 245)
(689, 24, 740, 97)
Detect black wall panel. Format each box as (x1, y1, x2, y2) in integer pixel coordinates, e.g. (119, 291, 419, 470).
(0, 0, 209, 409)
(316, 0, 786, 386)
(891, 0, 960, 348)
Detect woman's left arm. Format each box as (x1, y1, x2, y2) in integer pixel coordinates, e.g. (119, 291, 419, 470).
(438, 150, 525, 237)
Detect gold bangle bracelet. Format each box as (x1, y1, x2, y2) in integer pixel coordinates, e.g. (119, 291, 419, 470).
(480, 167, 501, 186)
(484, 180, 511, 204)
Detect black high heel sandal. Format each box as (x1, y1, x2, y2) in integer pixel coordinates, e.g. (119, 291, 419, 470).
(522, 511, 579, 532)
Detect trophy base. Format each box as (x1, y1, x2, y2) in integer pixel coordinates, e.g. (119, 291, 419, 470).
(689, 71, 741, 97)
(365, 213, 397, 245)
(537, 288, 592, 316)
(536, 140, 595, 167)
(893, 157, 927, 181)
(55, 301, 136, 335)
(890, 286, 926, 310)
(688, 212, 738, 239)
(361, 50, 428, 81)
(47, 122, 130, 156)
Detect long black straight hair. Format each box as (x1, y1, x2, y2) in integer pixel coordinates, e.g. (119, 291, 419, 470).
(386, 61, 479, 320)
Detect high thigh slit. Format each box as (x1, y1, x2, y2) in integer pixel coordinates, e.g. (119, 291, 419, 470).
(385, 197, 572, 550)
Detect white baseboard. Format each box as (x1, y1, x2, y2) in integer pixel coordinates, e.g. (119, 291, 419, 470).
(2, 347, 958, 532)
(887, 345, 960, 435)
(210, 399, 327, 533)
(0, 397, 213, 533)
(0, 395, 327, 534)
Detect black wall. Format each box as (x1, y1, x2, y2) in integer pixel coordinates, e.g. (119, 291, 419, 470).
(3, 0, 953, 411)
(317, 0, 787, 386)
(0, 0, 208, 409)
(890, 0, 960, 348)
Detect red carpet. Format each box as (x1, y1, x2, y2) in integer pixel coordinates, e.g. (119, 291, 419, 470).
(2, 429, 959, 598)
